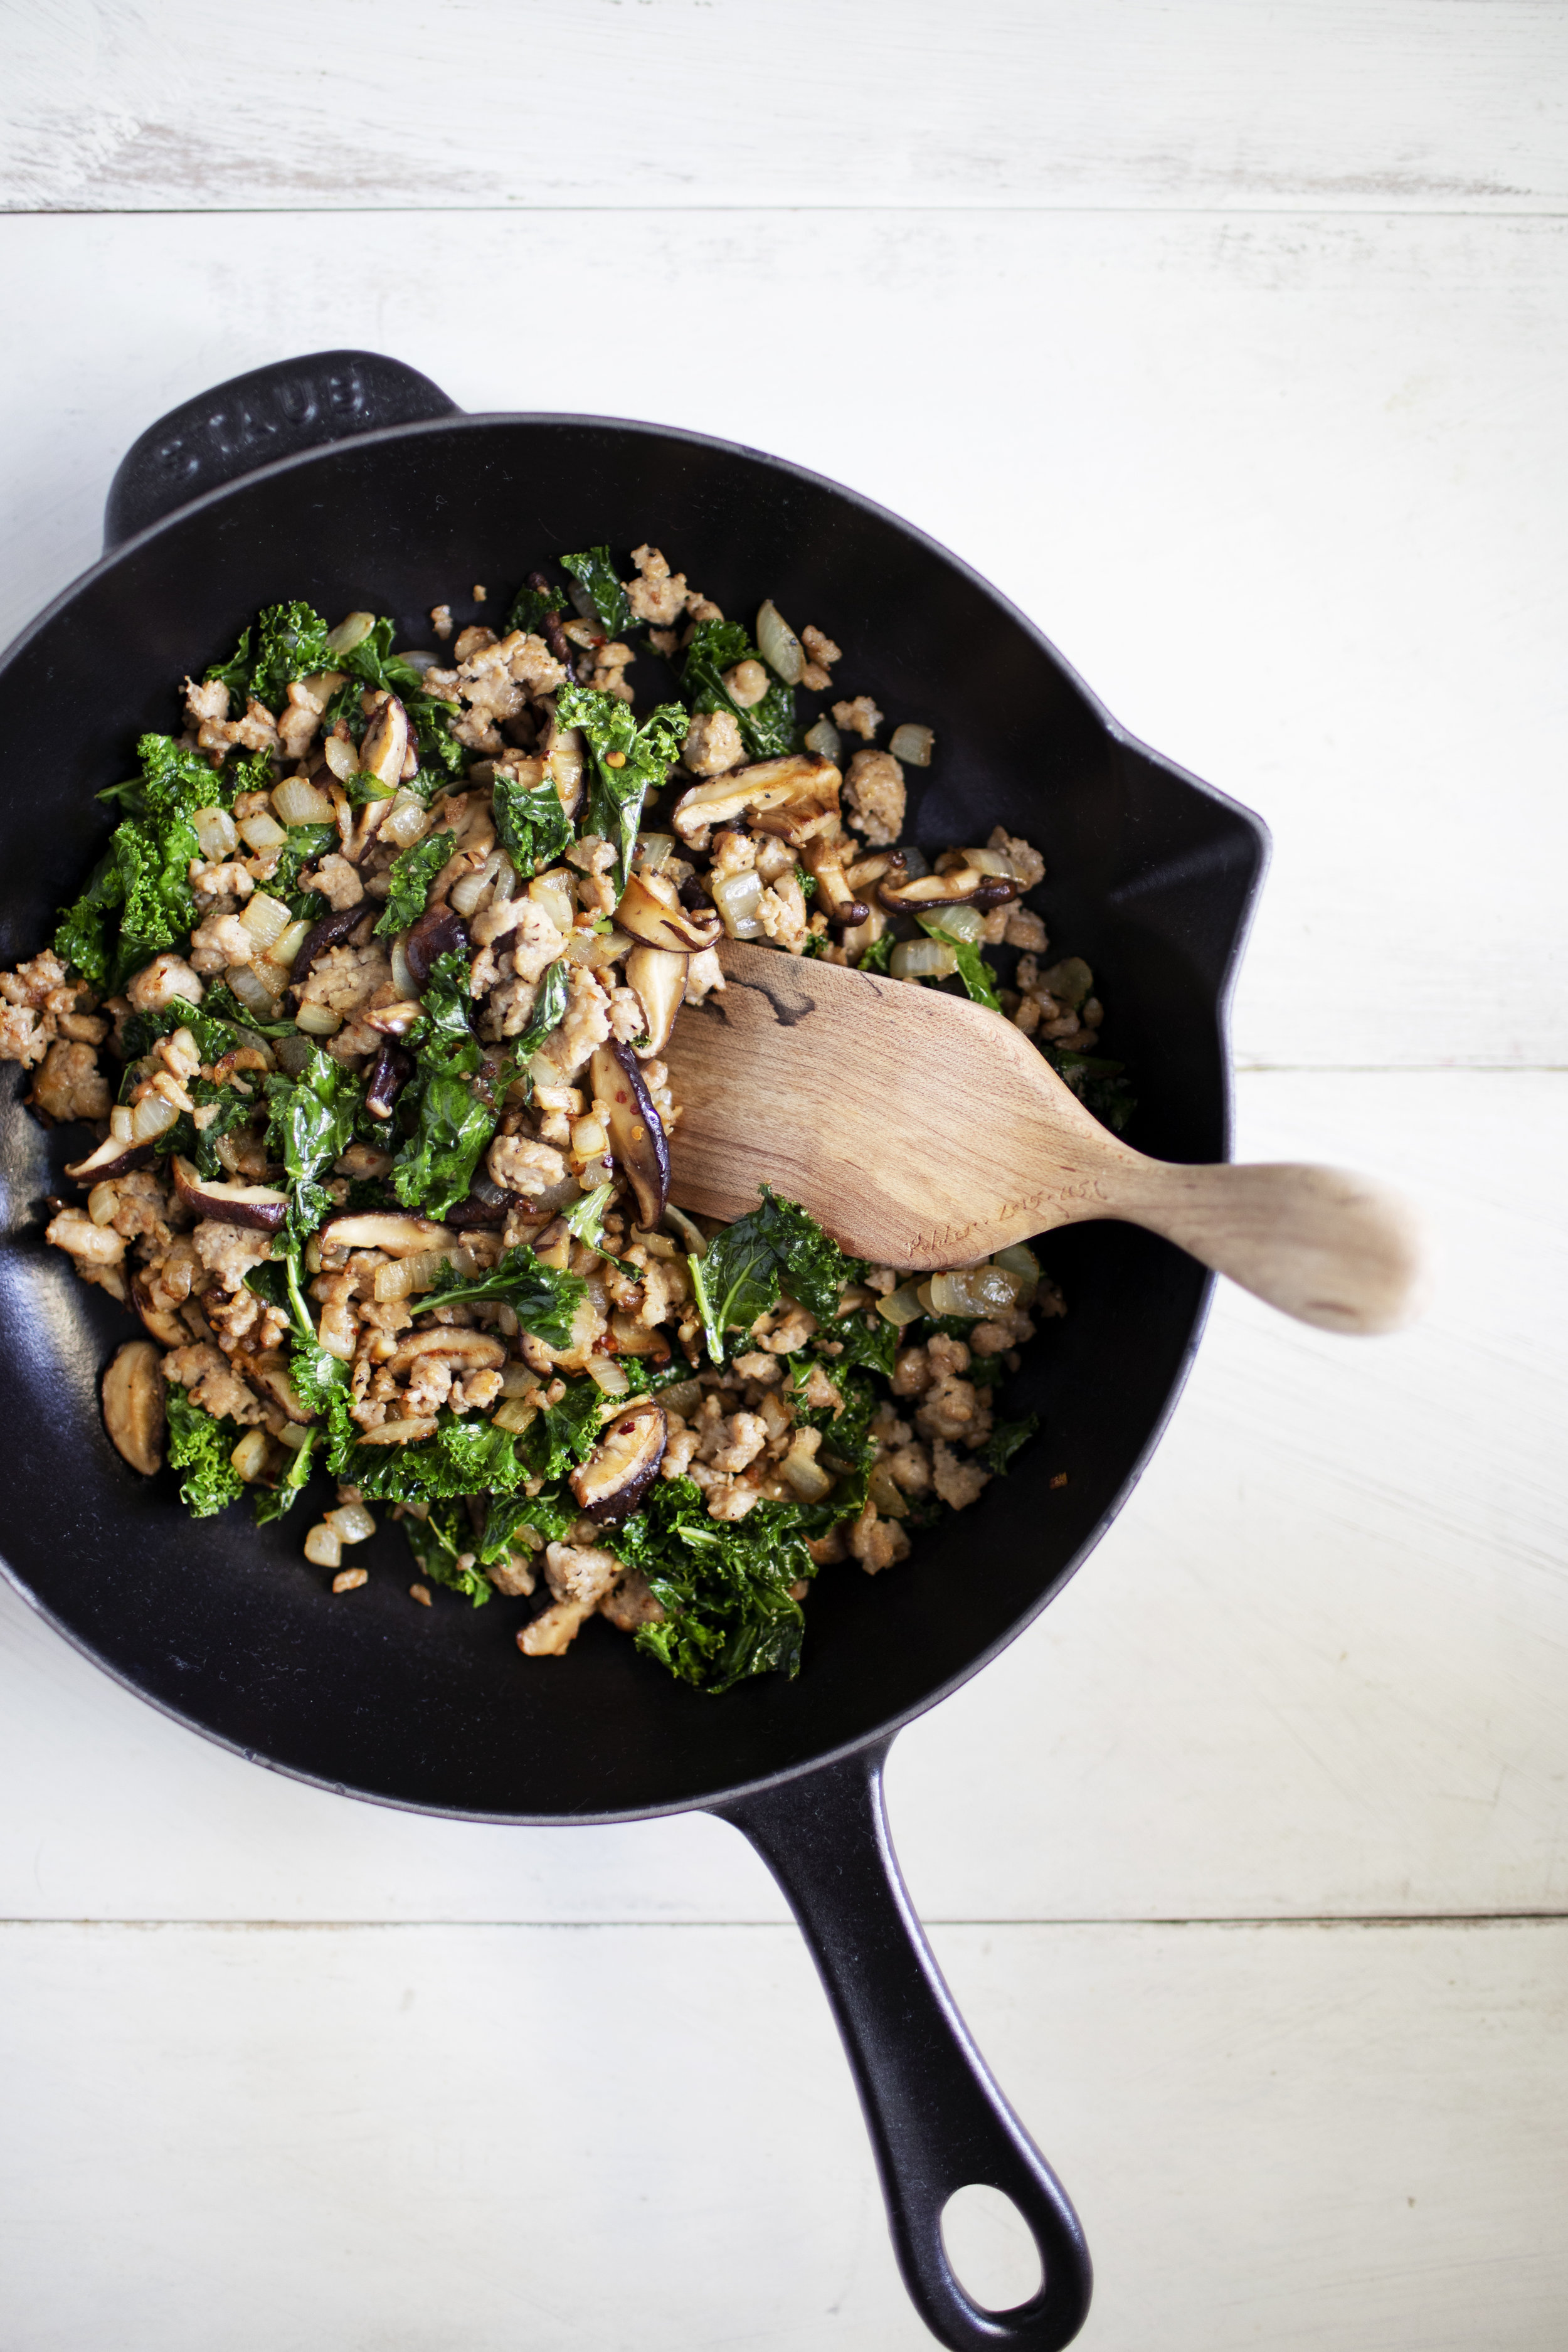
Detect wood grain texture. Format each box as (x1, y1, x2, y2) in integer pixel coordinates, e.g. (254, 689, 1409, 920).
(1, 1917, 1563, 2350)
(1, 209, 1562, 1066)
(4, 0, 1565, 214)
(1, 1074, 1560, 1928)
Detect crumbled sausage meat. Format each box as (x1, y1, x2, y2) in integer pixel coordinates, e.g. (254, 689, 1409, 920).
(843, 750, 905, 847)
(832, 695, 883, 742)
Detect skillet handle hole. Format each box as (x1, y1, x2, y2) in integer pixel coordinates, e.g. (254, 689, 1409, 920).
(941, 2182, 1046, 2312)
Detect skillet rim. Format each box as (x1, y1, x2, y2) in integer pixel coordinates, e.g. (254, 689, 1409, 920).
(0, 405, 1270, 1824)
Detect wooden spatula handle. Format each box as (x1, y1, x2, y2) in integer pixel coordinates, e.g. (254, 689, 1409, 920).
(1101, 1159, 1429, 1333)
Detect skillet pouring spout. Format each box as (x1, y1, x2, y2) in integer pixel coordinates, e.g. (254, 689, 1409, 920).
(717, 1745, 1093, 2351)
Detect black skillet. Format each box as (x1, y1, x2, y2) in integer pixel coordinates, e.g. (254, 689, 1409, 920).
(0, 352, 1268, 2350)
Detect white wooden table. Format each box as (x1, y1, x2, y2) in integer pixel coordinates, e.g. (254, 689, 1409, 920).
(2, 7, 1565, 2345)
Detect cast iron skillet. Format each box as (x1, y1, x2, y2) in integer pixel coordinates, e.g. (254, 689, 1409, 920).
(0, 352, 1267, 2349)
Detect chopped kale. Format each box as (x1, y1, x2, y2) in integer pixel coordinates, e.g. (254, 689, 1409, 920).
(344, 1414, 527, 1508)
(264, 1044, 364, 1242)
(157, 1077, 257, 1179)
(506, 577, 566, 637)
(1042, 1046, 1136, 1135)
(402, 1499, 493, 1606)
(681, 619, 795, 760)
(208, 601, 335, 711)
(554, 685, 686, 894)
(376, 829, 455, 936)
(389, 950, 499, 1220)
(827, 1309, 898, 1380)
(491, 770, 571, 877)
(119, 994, 234, 1069)
(559, 544, 633, 637)
(916, 916, 1002, 1012)
(559, 1180, 614, 1253)
(164, 1389, 244, 1518)
(689, 1185, 861, 1362)
(857, 934, 895, 975)
(252, 1424, 320, 1524)
(517, 1377, 605, 1486)
(329, 615, 465, 789)
(267, 820, 336, 921)
(615, 1476, 819, 1693)
(420, 1244, 586, 1347)
(199, 980, 297, 1039)
(983, 1415, 1039, 1475)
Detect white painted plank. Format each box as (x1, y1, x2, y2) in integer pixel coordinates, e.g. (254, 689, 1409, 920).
(3, 1073, 1563, 1925)
(6, 0, 1566, 215)
(0, 1917, 1563, 2349)
(1, 209, 1562, 1064)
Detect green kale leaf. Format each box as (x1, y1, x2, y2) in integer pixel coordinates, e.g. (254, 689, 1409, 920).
(983, 1414, 1039, 1475)
(344, 1415, 527, 1508)
(376, 829, 455, 936)
(265, 1043, 364, 1242)
(165, 1389, 245, 1518)
(517, 1377, 605, 1486)
(681, 619, 795, 760)
(389, 950, 501, 1219)
(827, 1309, 898, 1380)
(491, 771, 571, 877)
(1041, 1046, 1136, 1135)
(420, 1243, 586, 1347)
(402, 1498, 492, 1606)
(252, 1424, 320, 1524)
(506, 577, 566, 637)
(156, 1076, 257, 1179)
(331, 615, 465, 789)
(208, 601, 336, 712)
(616, 1476, 818, 1693)
(916, 916, 1001, 1011)
(689, 1187, 861, 1362)
(267, 821, 336, 921)
(857, 933, 895, 976)
(554, 684, 686, 894)
(559, 545, 633, 637)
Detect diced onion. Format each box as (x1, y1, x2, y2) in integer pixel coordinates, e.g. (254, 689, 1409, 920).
(390, 940, 417, 999)
(961, 848, 1020, 880)
(394, 650, 437, 675)
(566, 926, 633, 969)
(230, 1429, 272, 1483)
(925, 905, 983, 945)
(889, 939, 958, 982)
(324, 611, 377, 654)
(781, 1444, 834, 1503)
(712, 868, 764, 941)
(803, 716, 841, 763)
(868, 1461, 909, 1518)
(992, 1242, 1041, 1298)
(610, 1313, 662, 1356)
(889, 723, 935, 767)
(490, 1397, 538, 1435)
(529, 872, 575, 935)
(586, 1355, 630, 1396)
(304, 1522, 342, 1569)
(876, 1281, 926, 1328)
(326, 1502, 376, 1544)
(566, 579, 601, 623)
(322, 732, 359, 782)
(371, 1245, 470, 1301)
(633, 834, 675, 871)
(240, 893, 292, 948)
(192, 805, 238, 861)
(900, 845, 931, 881)
(926, 1264, 1026, 1319)
(238, 810, 288, 854)
(225, 964, 283, 1019)
(130, 1093, 180, 1145)
(273, 778, 334, 828)
(450, 850, 502, 916)
(381, 791, 430, 849)
(756, 600, 804, 686)
(270, 919, 312, 968)
(657, 1377, 705, 1419)
(295, 1002, 341, 1037)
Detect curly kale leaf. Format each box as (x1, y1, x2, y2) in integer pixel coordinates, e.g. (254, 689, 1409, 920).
(402, 1498, 492, 1607)
(156, 1078, 257, 1179)
(376, 829, 455, 936)
(252, 1424, 320, 1525)
(421, 1244, 586, 1347)
(792, 1361, 881, 1469)
(208, 601, 336, 712)
(344, 1415, 527, 1508)
(137, 734, 236, 824)
(330, 615, 465, 788)
(265, 1044, 364, 1242)
(559, 545, 633, 637)
(827, 1308, 898, 1380)
(1042, 1047, 1136, 1135)
(492, 770, 571, 877)
(267, 821, 336, 921)
(243, 1249, 355, 1465)
(516, 1377, 605, 1487)
(119, 995, 233, 1068)
(389, 950, 501, 1219)
(615, 1477, 819, 1693)
(681, 618, 795, 760)
(165, 1389, 245, 1518)
(198, 980, 298, 1039)
(506, 577, 566, 637)
(915, 916, 1002, 1012)
(554, 685, 686, 895)
(55, 814, 201, 995)
(983, 1414, 1039, 1475)
(689, 1187, 861, 1362)
(857, 933, 895, 976)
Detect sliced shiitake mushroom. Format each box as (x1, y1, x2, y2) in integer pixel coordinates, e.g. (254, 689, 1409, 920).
(624, 946, 687, 1056)
(879, 867, 1019, 914)
(670, 752, 840, 842)
(590, 1039, 670, 1229)
(102, 1339, 165, 1476)
(290, 903, 363, 990)
(384, 1328, 507, 1379)
(615, 869, 723, 954)
(569, 1399, 667, 1523)
(250, 1352, 318, 1424)
(319, 1212, 453, 1255)
(801, 840, 871, 928)
(404, 904, 470, 988)
(360, 692, 410, 792)
(363, 1041, 415, 1121)
(171, 1157, 289, 1232)
(131, 1273, 188, 1348)
(63, 1134, 153, 1183)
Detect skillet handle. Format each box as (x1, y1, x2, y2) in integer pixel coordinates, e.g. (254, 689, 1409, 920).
(103, 349, 457, 548)
(714, 1743, 1091, 2349)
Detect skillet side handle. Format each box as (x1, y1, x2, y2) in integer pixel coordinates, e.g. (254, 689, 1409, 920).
(103, 349, 458, 548)
(714, 1743, 1091, 2351)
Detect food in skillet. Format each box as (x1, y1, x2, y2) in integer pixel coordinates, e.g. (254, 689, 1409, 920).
(0, 546, 1131, 1690)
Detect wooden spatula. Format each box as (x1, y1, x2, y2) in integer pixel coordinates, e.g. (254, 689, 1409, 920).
(663, 941, 1426, 1334)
